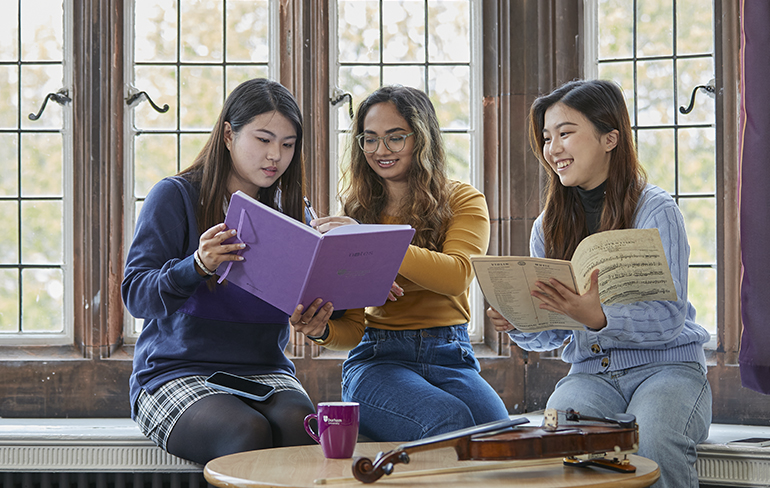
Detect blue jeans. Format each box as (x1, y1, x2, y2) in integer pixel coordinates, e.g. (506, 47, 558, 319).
(341, 325, 510, 441)
(547, 361, 712, 488)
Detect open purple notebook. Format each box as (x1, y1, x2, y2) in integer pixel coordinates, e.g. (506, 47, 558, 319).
(217, 191, 415, 315)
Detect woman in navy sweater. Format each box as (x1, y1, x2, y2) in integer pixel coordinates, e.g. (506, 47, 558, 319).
(122, 78, 332, 464)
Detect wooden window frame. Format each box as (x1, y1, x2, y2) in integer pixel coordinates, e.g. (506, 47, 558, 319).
(2, 0, 764, 425)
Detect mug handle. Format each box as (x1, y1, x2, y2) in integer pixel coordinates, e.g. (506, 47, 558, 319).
(303, 413, 320, 443)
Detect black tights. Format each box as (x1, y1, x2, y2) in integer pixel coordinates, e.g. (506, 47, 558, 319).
(166, 390, 316, 465)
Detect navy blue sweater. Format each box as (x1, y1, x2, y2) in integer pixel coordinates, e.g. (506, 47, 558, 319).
(122, 176, 295, 417)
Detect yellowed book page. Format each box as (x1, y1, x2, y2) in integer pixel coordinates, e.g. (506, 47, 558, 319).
(471, 256, 584, 332)
(570, 228, 677, 305)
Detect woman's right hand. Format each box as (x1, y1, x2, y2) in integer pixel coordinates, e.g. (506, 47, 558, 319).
(487, 307, 516, 332)
(195, 223, 246, 276)
(311, 216, 359, 234)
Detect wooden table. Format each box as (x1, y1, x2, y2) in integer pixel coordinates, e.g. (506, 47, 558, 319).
(204, 442, 660, 488)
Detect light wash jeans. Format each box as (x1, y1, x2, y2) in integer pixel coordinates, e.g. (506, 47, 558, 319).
(547, 361, 712, 488)
(341, 325, 510, 441)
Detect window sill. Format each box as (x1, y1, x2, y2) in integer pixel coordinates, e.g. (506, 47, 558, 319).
(0, 344, 134, 361)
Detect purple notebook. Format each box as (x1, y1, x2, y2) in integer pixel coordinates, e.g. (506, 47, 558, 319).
(217, 191, 415, 315)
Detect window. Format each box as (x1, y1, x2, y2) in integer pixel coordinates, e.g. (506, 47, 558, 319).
(2, 0, 758, 423)
(0, 0, 72, 345)
(586, 0, 717, 335)
(125, 0, 277, 339)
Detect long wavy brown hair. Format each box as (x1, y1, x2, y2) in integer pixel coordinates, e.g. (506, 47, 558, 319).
(179, 78, 306, 235)
(340, 86, 453, 251)
(528, 79, 647, 260)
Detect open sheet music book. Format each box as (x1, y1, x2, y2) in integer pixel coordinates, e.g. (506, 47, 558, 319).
(471, 228, 677, 332)
(217, 191, 415, 315)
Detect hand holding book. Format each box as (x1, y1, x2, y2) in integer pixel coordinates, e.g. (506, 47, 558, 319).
(529, 268, 608, 330)
(217, 191, 415, 315)
(473, 228, 677, 332)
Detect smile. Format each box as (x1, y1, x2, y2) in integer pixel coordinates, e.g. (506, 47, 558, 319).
(376, 159, 397, 168)
(556, 159, 572, 170)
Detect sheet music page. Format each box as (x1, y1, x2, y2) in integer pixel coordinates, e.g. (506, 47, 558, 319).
(472, 257, 583, 332)
(471, 228, 677, 332)
(570, 228, 677, 305)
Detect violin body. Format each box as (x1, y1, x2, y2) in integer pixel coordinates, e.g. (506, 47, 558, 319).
(459, 424, 638, 461)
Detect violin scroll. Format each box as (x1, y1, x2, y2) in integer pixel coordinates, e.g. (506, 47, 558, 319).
(352, 450, 410, 483)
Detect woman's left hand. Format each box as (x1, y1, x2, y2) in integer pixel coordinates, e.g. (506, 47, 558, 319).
(290, 298, 334, 337)
(387, 281, 404, 301)
(532, 269, 607, 330)
(311, 216, 359, 234)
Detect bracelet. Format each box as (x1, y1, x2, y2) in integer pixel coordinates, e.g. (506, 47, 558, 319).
(307, 324, 330, 344)
(194, 250, 216, 276)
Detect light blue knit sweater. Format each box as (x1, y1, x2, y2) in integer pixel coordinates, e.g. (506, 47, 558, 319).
(507, 183, 710, 374)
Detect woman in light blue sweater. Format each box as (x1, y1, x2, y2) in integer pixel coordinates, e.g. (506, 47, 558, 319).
(487, 80, 711, 488)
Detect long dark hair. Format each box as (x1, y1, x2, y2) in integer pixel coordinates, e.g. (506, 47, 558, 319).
(179, 78, 306, 234)
(340, 85, 452, 251)
(528, 79, 646, 260)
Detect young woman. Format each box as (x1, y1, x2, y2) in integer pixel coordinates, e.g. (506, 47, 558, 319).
(487, 79, 712, 488)
(123, 78, 332, 465)
(292, 85, 510, 442)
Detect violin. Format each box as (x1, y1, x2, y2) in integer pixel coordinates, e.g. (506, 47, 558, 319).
(351, 409, 639, 483)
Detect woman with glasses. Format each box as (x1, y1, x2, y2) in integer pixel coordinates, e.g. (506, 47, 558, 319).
(291, 85, 510, 441)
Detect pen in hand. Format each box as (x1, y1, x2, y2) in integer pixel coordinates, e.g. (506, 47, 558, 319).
(303, 196, 319, 221)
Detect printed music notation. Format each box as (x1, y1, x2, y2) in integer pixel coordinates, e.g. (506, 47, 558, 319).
(471, 228, 678, 332)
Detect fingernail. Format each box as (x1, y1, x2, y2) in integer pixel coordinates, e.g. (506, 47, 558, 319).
(238, 256, 244, 261)
(231, 229, 237, 235)
(239, 243, 246, 248)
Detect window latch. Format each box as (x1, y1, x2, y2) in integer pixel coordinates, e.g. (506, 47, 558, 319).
(679, 78, 716, 115)
(330, 89, 354, 119)
(28, 88, 71, 121)
(126, 90, 170, 114)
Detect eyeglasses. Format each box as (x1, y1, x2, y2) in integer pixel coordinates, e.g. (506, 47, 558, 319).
(356, 132, 414, 154)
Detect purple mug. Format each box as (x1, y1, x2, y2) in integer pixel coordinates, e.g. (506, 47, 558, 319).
(303, 402, 360, 459)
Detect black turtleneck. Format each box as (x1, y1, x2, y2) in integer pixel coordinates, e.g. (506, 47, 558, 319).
(577, 181, 607, 235)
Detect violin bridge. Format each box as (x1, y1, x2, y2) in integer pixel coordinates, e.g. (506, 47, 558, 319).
(543, 408, 559, 431)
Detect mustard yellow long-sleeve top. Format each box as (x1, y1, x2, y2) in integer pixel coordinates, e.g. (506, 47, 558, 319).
(320, 181, 490, 351)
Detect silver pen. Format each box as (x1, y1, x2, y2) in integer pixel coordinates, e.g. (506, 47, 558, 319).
(303, 196, 319, 221)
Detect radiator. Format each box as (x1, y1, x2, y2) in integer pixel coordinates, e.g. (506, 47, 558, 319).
(0, 419, 211, 488)
(0, 471, 211, 488)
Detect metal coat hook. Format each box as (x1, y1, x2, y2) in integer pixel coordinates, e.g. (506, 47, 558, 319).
(679, 78, 716, 115)
(126, 90, 170, 113)
(331, 92, 354, 119)
(28, 89, 71, 121)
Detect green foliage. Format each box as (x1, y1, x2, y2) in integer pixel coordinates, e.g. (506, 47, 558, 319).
(598, 0, 717, 332)
(336, 0, 473, 184)
(0, 2, 66, 335)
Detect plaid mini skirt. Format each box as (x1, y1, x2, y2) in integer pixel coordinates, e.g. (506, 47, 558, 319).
(134, 373, 308, 451)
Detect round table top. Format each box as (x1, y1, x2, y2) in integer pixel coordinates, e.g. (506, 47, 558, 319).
(204, 442, 660, 488)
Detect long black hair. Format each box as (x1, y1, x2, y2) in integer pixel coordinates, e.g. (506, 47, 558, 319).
(528, 79, 646, 259)
(180, 78, 306, 234)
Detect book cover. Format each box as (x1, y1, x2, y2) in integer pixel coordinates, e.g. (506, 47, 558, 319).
(216, 191, 415, 315)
